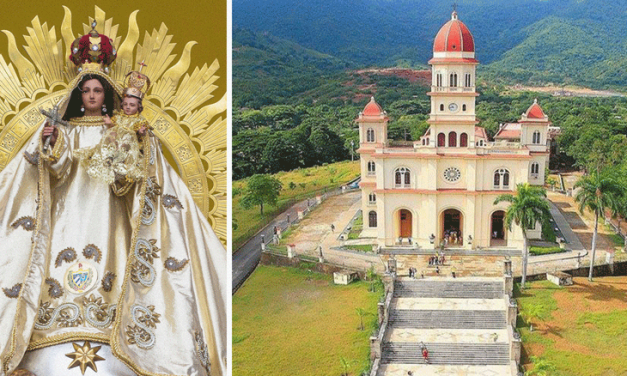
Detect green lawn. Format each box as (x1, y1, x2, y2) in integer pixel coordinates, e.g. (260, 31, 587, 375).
(516, 278, 627, 376)
(232, 161, 360, 252)
(233, 265, 381, 376)
(529, 246, 564, 256)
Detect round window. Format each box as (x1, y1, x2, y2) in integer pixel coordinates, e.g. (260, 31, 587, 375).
(443, 167, 461, 182)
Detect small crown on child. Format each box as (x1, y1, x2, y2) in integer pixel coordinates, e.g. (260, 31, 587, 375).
(123, 62, 151, 99)
(69, 21, 117, 74)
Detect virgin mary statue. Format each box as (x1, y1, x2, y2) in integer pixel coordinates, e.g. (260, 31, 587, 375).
(0, 17, 226, 376)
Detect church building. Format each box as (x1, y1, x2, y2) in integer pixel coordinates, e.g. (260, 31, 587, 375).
(357, 11, 552, 250)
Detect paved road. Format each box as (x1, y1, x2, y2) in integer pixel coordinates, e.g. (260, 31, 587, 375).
(231, 196, 323, 294)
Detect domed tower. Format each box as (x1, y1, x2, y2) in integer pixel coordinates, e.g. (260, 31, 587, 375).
(427, 10, 479, 148)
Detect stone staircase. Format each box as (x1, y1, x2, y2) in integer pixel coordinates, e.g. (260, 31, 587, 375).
(394, 280, 504, 299)
(381, 342, 510, 365)
(377, 277, 516, 375)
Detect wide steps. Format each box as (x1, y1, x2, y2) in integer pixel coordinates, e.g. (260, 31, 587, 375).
(394, 280, 503, 299)
(389, 309, 506, 329)
(381, 342, 510, 365)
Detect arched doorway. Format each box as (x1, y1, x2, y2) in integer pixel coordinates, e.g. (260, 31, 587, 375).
(399, 209, 412, 238)
(441, 209, 463, 247)
(490, 211, 506, 246)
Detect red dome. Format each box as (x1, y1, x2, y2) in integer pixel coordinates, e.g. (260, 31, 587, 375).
(433, 11, 474, 53)
(363, 97, 384, 116)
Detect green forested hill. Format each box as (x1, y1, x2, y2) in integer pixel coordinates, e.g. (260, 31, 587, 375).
(234, 0, 627, 89)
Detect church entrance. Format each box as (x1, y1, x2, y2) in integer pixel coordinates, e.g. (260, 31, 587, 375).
(490, 211, 506, 247)
(399, 209, 412, 238)
(441, 209, 463, 247)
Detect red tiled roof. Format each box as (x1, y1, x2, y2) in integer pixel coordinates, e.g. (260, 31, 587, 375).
(433, 11, 475, 53)
(526, 101, 546, 119)
(475, 126, 488, 139)
(494, 123, 521, 139)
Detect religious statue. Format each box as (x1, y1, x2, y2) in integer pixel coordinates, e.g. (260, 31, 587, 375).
(0, 8, 226, 376)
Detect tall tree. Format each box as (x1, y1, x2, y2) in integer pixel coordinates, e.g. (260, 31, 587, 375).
(240, 174, 283, 215)
(494, 184, 552, 289)
(574, 171, 623, 281)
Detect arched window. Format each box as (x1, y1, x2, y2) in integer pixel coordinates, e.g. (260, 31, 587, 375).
(494, 169, 510, 189)
(369, 193, 376, 204)
(464, 73, 471, 87)
(395, 167, 410, 188)
(448, 132, 457, 147)
(367, 161, 376, 175)
(450, 73, 458, 87)
(440, 104, 444, 111)
(530, 162, 539, 177)
(436, 73, 443, 87)
(460, 133, 468, 147)
(366, 128, 375, 142)
(532, 131, 541, 144)
(477, 139, 485, 147)
(438, 133, 446, 147)
(462, 104, 467, 111)
(369, 211, 377, 227)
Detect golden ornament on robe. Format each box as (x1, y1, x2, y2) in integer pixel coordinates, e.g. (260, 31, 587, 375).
(65, 341, 105, 375)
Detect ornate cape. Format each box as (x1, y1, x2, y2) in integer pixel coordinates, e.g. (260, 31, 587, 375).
(0, 114, 226, 375)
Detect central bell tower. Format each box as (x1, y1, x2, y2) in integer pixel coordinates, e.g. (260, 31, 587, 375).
(426, 11, 479, 148)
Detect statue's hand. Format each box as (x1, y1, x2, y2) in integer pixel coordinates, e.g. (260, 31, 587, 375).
(42, 123, 58, 146)
(104, 115, 113, 128)
(138, 125, 147, 137)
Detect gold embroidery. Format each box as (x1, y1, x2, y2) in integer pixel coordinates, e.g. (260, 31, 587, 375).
(49, 132, 65, 161)
(2, 283, 22, 298)
(83, 244, 102, 263)
(126, 305, 160, 349)
(65, 341, 105, 374)
(68, 116, 107, 127)
(162, 194, 184, 210)
(194, 331, 211, 375)
(164, 257, 188, 272)
(83, 294, 117, 329)
(55, 247, 77, 267)
(131, 239, 160, 287)
(27, 332, 109, 351)
(101, 271, 116, 292)
(10, 216, 36, 231)
(45, 278, 63, 299)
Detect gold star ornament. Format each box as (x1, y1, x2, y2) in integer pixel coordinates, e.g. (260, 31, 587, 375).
(65, 341, 105, 374)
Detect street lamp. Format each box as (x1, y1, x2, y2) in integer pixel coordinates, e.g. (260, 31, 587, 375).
(350, 139, 355, 162)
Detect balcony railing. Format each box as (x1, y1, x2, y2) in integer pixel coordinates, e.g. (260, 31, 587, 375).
(431, 86, 475, 93)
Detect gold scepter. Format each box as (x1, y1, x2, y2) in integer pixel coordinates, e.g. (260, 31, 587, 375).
(40, 103, 70, 152)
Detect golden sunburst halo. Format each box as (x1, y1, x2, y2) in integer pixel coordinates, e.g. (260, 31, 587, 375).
(0, 6, 226, 245)
(65, 341, 105, 374)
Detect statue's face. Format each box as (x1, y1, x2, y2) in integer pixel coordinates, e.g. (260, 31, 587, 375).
(81, 79, 105, 113)
(122, 96, 140, 116)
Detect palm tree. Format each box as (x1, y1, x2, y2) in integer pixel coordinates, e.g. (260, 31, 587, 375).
(494, 183, 551, 289)
(575, 172, 624, 281)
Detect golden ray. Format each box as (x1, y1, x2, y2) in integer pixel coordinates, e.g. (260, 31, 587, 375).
(151, 41, 197, 106)
(168, 60, 219, 117)
(23, 17, 65, 87)
(181, 95, 227, 136)
(1, 30, 45, 96)
(135, 24, 176, 84)
(0, 55, 26, 106)
(112, 10, 139, 83)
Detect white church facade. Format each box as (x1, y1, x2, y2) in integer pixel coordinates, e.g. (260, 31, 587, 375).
(358, 11, 553, 250)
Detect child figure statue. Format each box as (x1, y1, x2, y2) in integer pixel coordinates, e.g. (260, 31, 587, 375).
(76, 69, 151, 185)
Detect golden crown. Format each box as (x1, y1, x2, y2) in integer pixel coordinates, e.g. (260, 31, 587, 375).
(69, 21, 117, 74)
(123, 63, 151, 99)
